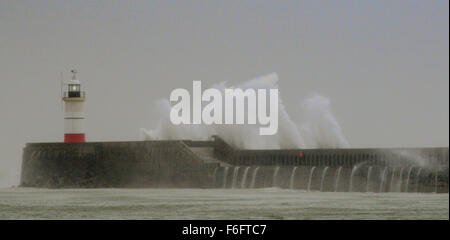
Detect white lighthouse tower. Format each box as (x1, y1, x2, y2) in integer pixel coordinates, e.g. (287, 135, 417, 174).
(62, 70, 86, 142)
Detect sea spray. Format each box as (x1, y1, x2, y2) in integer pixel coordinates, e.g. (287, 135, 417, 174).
(386, 150, 430, 168)
(299, 94, 350, 149)
(379, 167, 388, 193)
(415, 168, 423, 193)
(334, 166, 343, 192)
(366, 166, 373, 192)
(397, 168, 404, 192)
(140, 99, 210, 141)
(289, 167, 298, 190)
(222, 167, 229, 188)
(231, 166, 240, 189)
(272, 166, 280, 188)
(250, 167, 260, 188)
(405, 166, 414, 193)
(349, 165, 358, 192)
(241, 167, 251, 189)
(389, 168, 397, 192)
(141, 73, 349, 150)
(348, 162, 368, 192)
(435, 170, 438, 193)
(307, 167, 316, 192)
(320, 167, 329, 192)
(212, 167, 219, 188)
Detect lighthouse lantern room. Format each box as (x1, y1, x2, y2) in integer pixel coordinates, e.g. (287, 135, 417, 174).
(62, 70, 86, 142)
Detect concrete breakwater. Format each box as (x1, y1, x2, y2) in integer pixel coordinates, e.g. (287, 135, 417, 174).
(20, 137, 449, 192)
(20, 141, 217, 188)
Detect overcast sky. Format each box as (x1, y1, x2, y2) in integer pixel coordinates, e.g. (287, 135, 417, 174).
(0, 0, 448, 186)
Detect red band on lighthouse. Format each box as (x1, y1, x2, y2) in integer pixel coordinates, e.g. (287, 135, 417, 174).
(64, 134, 85, 143)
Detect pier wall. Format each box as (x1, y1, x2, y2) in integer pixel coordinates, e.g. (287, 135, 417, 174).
(21, 141, 217, 188)
(212, 137, 448, 193)
(20, 137, 448, 192)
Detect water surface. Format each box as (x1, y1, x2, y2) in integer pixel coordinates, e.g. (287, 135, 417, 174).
(0, 188, 448, 220)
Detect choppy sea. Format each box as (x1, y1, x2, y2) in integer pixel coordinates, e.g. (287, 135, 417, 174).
(0, 188, 448, 220)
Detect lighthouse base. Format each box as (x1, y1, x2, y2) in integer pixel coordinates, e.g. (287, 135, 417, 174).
(64, 134, 85, 143)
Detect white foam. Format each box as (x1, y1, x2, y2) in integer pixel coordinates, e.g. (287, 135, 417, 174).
(141, 73, 350, 149)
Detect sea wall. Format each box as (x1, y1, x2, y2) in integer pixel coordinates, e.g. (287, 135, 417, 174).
(20, 137, 448, 192)
(212, 138, 448, 193)
(21, 141, 218, 188)
(215, 136, 448, 169)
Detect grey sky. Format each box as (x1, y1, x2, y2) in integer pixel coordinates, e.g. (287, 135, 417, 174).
(0, 1, 448, 186)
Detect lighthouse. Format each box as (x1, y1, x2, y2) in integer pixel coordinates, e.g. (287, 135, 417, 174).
(62, 70, 86, 142)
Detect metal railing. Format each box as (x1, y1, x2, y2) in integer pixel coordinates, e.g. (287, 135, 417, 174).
(63, 91, 86, 98)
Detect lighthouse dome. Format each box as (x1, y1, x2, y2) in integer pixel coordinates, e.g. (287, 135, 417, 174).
(68, 78, 80, 85)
